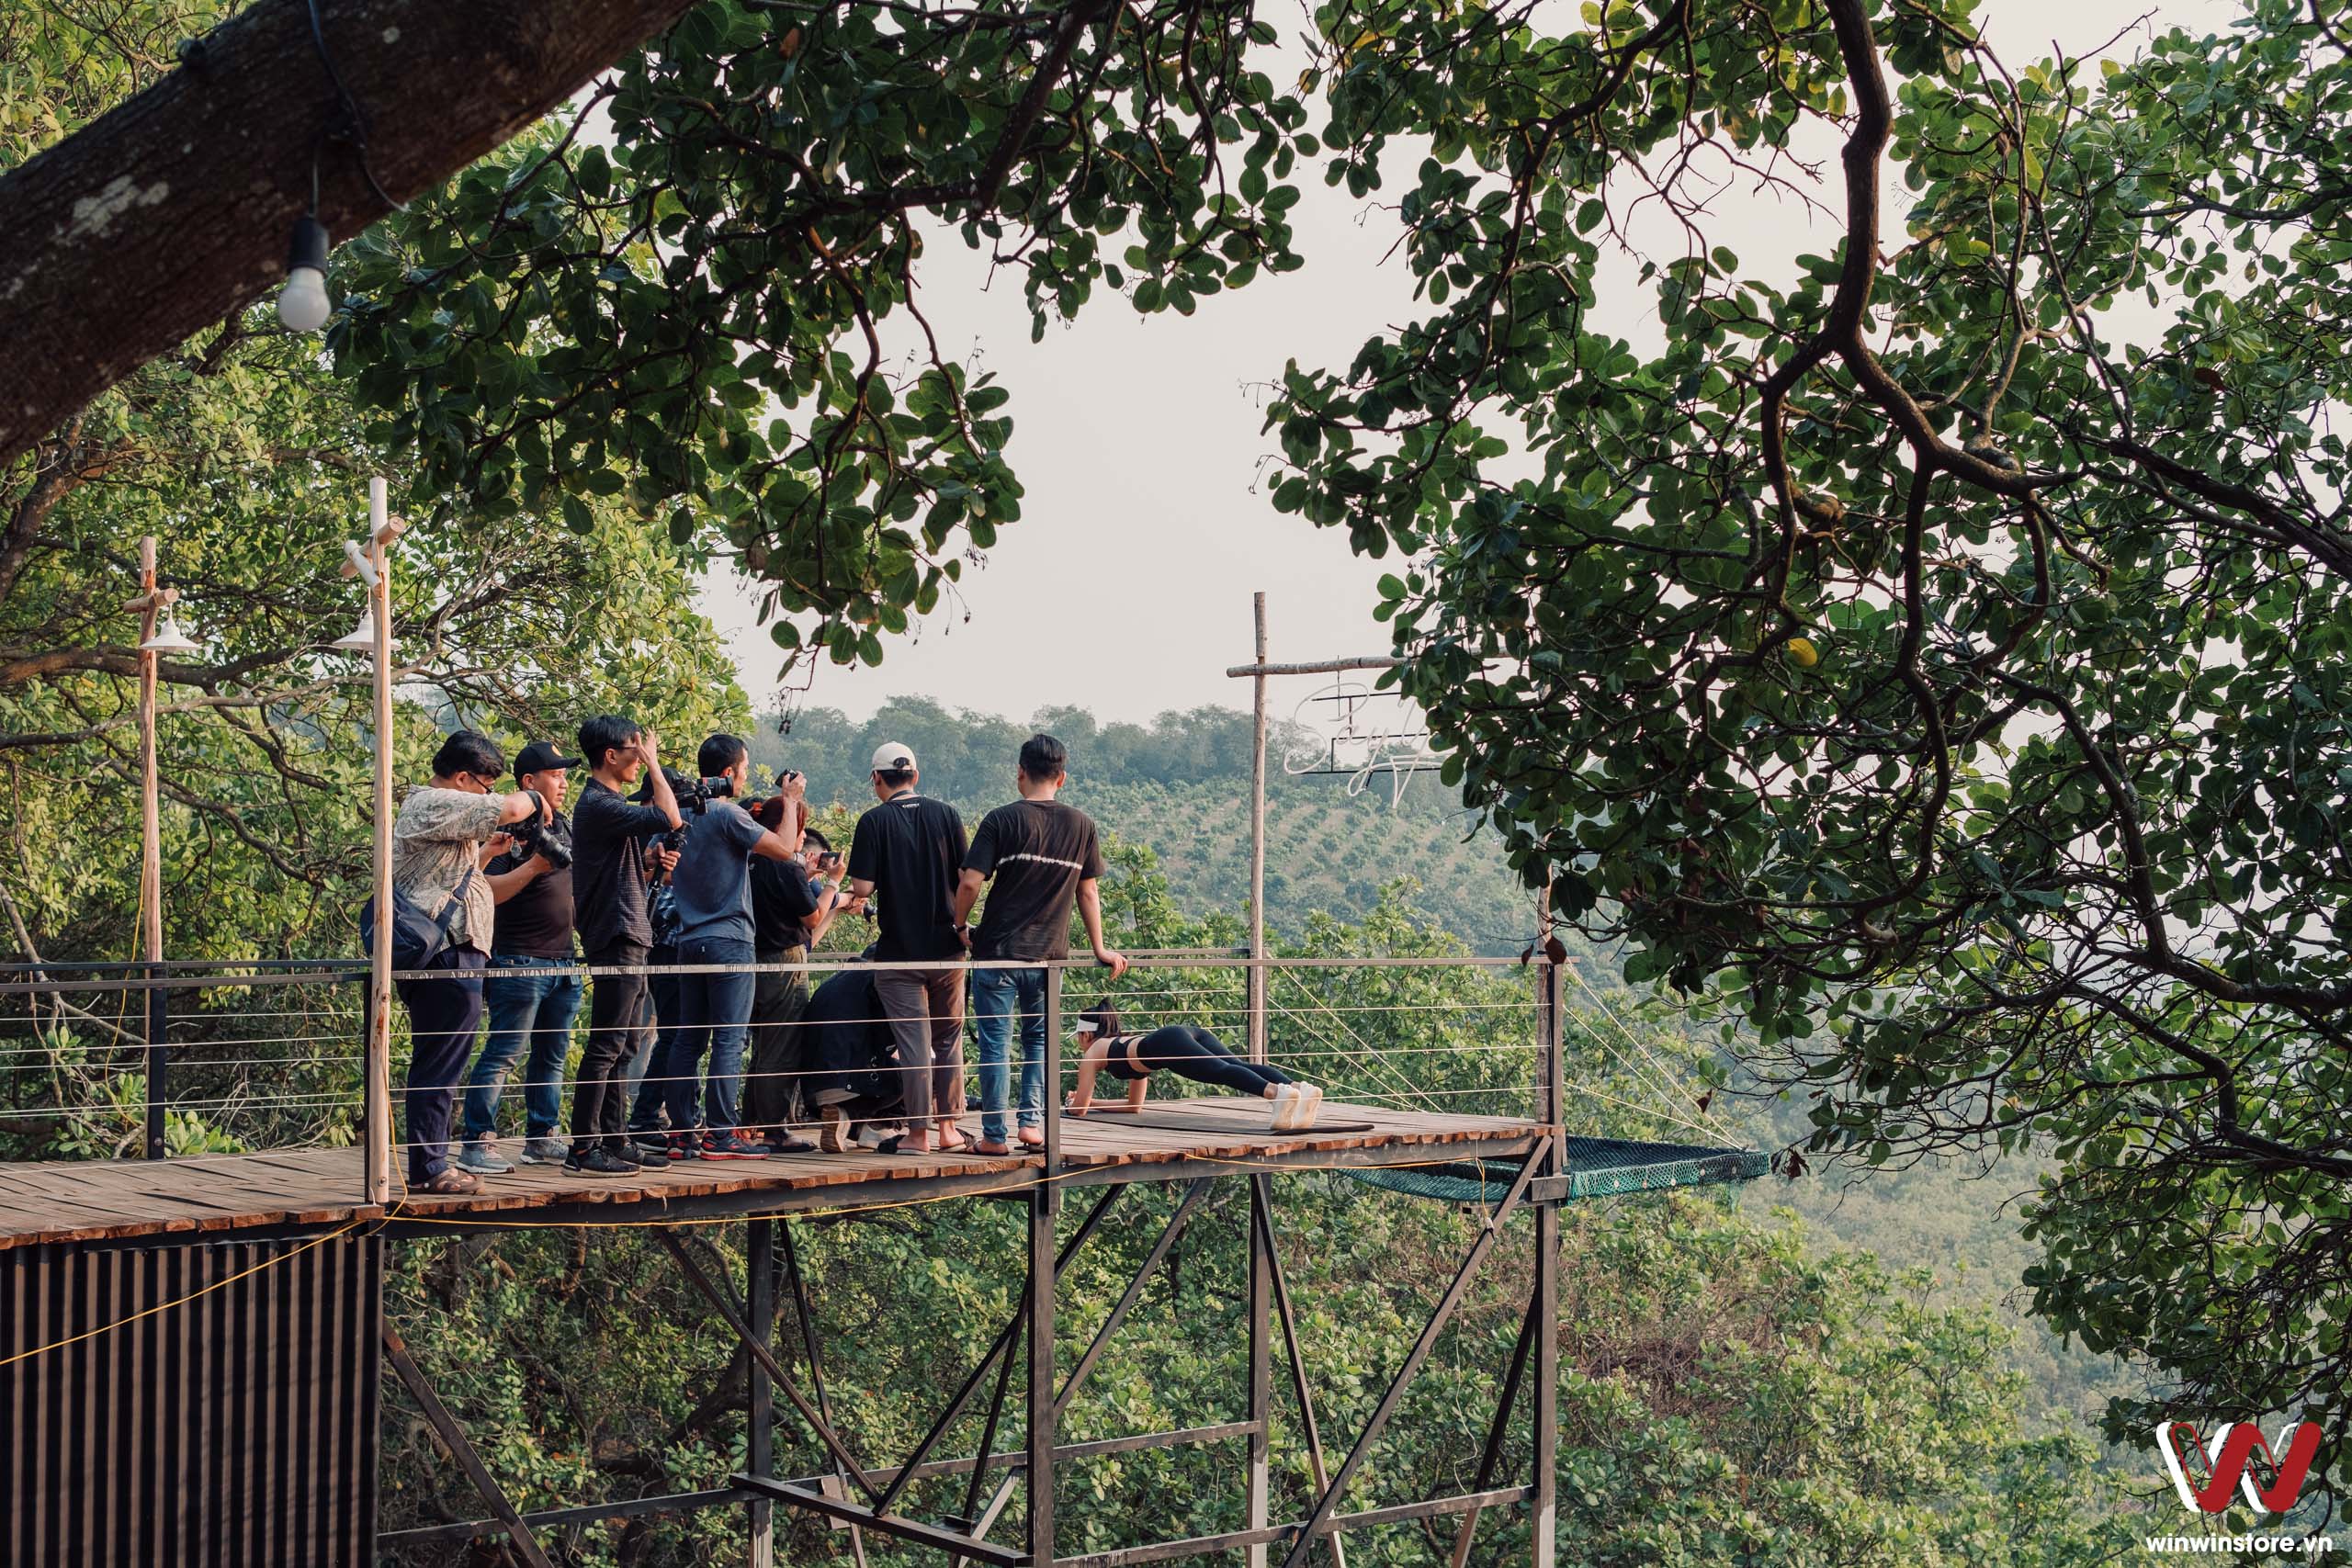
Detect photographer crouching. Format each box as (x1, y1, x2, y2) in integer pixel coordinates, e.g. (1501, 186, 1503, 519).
(743, 802, 860, 1153)
(455, 740, 583, 1175)
(385, 731, 556, 1196)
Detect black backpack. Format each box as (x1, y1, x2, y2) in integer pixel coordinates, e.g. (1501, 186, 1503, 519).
(360, 865, 478, 970)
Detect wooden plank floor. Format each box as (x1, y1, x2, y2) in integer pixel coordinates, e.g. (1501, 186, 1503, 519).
(0, 1099, 1546, 1251)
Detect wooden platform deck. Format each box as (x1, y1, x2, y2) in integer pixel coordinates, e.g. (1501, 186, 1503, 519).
(0, 1099, 1547, 1251)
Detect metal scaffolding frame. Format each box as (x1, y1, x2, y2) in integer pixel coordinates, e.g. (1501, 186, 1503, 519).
(370, 956, 1568, 1567)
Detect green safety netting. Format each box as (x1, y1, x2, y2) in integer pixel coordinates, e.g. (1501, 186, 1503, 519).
(1348, 1135, 1770, 1205)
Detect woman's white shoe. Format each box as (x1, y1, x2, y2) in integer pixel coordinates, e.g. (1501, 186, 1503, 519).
(1270, 1084, 1305, 1132)
(1295, 1085, 1324, 1128)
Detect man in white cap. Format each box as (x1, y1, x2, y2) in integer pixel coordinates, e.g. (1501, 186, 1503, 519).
(846, 742, 971, 1151)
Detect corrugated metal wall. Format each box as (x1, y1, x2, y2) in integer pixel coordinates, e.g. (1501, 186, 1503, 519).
(0, 1232, 381, 1567)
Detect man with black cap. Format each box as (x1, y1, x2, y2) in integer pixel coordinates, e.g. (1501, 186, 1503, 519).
(846, 741, 970, 1152)
(455, 739, 582, 1174)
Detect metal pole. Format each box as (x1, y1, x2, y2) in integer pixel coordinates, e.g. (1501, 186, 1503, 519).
(365, 477, 395, 1204)
(1028, 966, 1064, 1566)
(1247, 592, 1268, 1066)
(136, 536, 166, 1159)
(748, 1218, 775, 1568)
(1246, 1173, 1272, 1568)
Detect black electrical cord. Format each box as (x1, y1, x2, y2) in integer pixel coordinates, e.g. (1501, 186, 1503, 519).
(305, 0, 406, 213)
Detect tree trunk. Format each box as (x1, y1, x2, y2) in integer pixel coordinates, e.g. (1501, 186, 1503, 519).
(0, 0, 699, 466)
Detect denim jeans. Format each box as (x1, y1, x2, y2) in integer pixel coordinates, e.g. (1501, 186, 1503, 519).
(627, 946, 682, 1134)
(460, 956, 582, 1142)
(669, 933, 756, 1133)
(971, 965, 1048, 1143)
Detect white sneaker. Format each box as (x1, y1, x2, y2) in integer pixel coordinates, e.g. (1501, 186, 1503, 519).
(1295, 1086, 1324, 1128)
(1270, 1084, 1304, 1132)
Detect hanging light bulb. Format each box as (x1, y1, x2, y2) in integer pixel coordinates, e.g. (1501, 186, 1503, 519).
(140, 606, 199, 654)
(331, 607, 389, 653)
(278, 215, 332, 333)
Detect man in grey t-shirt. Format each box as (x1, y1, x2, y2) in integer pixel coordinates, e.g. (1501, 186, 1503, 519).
(662, 735, 803, 1158)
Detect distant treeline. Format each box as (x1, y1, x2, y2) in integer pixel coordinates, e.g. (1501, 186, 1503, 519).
(746, 696, 1306, 806)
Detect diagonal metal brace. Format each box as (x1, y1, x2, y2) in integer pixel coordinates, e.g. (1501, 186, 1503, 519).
(1277, 1136, 1550, 1568)
(1447, 1268, 1544, 1567)
(1056, 1178, 1212, 1417)
(871, 1184, 1125, 1517)
(382, 1322, 557, 1568)
(657, 1225, 884, 1503)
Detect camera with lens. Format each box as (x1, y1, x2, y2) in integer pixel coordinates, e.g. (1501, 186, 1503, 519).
(508, 811, 574, 871)
(673, 773, 735, 815)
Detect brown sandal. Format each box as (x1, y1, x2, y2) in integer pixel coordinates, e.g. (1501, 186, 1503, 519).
(423, 1168, 482, 1196)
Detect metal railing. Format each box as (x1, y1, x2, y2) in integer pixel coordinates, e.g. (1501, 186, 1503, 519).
(0, 945, 1577, 1201)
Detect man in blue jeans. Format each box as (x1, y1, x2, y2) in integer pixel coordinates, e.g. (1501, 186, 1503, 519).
(458, 740, 585, 1173)
(664, 734, 805, 1159)
(953, 733, 1127, 1155)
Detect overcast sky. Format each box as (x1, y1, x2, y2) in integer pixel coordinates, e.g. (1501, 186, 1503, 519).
(696, 0, 2233, 727)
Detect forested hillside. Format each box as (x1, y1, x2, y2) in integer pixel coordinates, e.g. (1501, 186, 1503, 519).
(752, 697, 1542, 951)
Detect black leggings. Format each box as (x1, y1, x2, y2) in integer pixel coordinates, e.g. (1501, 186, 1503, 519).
(1118, 1026, 1295, 1097)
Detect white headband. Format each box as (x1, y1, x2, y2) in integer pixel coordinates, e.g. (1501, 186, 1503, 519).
(1074, 1018, 1101, 1034)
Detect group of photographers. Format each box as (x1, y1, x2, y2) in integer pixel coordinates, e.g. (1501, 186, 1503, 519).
(387, 717, 1124, 1195)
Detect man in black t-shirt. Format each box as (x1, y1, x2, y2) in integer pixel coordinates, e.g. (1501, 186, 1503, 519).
(953, 733, 1127, 1153)
(565, 715, 684, 1175)
(457, 739, 584, 1174)
(846, 741, 968, 1152)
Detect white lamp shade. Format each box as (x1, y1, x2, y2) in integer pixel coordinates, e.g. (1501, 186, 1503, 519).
(331, 608, 390, 653)
(140, 608, 199, 654)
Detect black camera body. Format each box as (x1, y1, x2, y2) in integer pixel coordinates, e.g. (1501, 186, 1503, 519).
(509, 812, 574, 871)
(674, 774, 735, 815)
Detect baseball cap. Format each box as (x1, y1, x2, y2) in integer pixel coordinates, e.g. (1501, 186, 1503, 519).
(870, 741, 917, 773)
(514, 739, 583, 778)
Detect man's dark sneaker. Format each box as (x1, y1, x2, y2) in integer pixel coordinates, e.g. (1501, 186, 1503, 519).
(564, 1147, 633, 1177)
(763, 1134, 817, 1156)
(614, 1141, 669, 1168)
(700, 1132, 770, 1160)
(667, 1130, 706, 1162)
(629, 1131, 671, 1156)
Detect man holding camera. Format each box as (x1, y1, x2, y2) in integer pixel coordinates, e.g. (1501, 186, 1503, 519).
(388, 730, 556, 1196)
(955, 733, 1127, 1154)
(662, 736, 808, 1158)
(847, 742, 969, 1153)
(568, 715, 684, 1176)
(455, 740, 582, 1175)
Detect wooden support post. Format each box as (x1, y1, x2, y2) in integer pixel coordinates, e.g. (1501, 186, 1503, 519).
(1245, 593, 1273, 1568)
(363, 476, 396, 1205)
(748, 1218, 775, 1568)
(382, 1323, 557, 1568)
(1531, 956, 1563, 1567)
(1247, 592, 1269, 1067)
(135, 536, 166, 1159)
(1029, 967, 1063, 1568)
